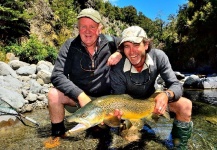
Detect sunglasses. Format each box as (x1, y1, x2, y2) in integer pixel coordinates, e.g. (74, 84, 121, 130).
(80, 56, 96, 72)
(129, 62, 150, 85)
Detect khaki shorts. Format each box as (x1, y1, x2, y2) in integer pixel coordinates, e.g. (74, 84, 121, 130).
(64, 96, 96, 113)
(64, 105, 80, 113)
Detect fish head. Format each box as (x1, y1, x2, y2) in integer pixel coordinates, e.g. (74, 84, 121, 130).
(66, 105, 105, 129)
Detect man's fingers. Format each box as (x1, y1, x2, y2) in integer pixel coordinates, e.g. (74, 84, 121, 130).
(115, 109, 123, 119)
(108, 109, 123, 119)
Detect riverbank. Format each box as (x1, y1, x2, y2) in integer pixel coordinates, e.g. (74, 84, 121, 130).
(0, 96, 216, 150)
(0, 108, 169, 150)
(1, 59, 217, 149)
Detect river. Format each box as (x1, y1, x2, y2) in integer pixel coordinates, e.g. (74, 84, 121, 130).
(0, 89, 216, 150)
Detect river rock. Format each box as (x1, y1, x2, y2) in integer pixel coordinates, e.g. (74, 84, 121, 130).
(199, 77, 217, 89)
(16, 64, 37, 76)
(0, 61, 17, 78)
(183, 75, 200, 88)
(8, 60, 30, 70)
(0, 60, 52, 124)
(0, 87, 26, 109)
(36, 70, 51, 84)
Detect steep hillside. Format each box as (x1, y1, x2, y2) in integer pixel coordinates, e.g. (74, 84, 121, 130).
(25, 0, 127, 47)
(26, 0, 59, 47)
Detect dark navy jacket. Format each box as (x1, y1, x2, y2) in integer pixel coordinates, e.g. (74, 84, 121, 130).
(51, 34, 120, 100)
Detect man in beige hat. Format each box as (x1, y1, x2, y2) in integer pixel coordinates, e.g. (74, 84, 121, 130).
(44, 8, 122, 148)
(111, 26, 193, 149)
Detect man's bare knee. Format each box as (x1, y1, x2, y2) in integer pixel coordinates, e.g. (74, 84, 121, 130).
(182, 98, 192, 116)
(48, 88, 77, 106)
(169, 97, 192, 121)
(48, 88, 59, 102)
(47, 88, 68, 105)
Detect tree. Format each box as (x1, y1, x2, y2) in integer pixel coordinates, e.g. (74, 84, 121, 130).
(0, 0, 30, 45)
(162, 0, 217, 73)
(113, 6, 124, 21)
(50, 0, 77, 46)
(105, 3, 116, 21)
(122, 6, 138, 25)
(51, 0, 77, 29)
(161, 15, 181, 70)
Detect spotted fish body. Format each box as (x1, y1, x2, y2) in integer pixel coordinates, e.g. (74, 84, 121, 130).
(66, 92, 168, 135)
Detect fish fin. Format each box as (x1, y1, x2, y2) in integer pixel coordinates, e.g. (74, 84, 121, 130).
(120, 119, 133, 130)
(151, 110, 170, 122)
(163, 109, 171, 120)
(141, 113, 158, 123)
(141, 113, 160, 125)
(143, 112, 170, 128)
(65, 123, 87, 136)
(151, 113, 160, 122)
(103, 114, 121, 127)
(121, 122, 142, 142)
(122, 94, 133, 99)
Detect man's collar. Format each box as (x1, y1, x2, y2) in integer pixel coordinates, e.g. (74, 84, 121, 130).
(123, 53, 154, 73)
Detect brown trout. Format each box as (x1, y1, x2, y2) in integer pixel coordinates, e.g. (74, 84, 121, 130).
(66, 92, 170, 136)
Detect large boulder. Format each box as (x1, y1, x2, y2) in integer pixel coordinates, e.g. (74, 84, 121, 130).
(183, 75, 201, 88)
(0, 61, 17, 78)
(198, 77, 217, 89)
(16, 64, 37, 76)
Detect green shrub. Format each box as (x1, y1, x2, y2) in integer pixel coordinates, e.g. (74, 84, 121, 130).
(2, 35, 58, 64)
(0, 49, 6, 62)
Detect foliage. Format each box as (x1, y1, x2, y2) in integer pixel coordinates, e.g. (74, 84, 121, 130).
(51, 0, 77, 28)
(0, 0, 30, 45)
(2, 0, 217, 73)
(0, 49, 6, 62)
(174, 0, 217, 72)
(104, 2, 116, 21)
(50, 0, 77, 46)
(2, 35, 57, 64)
(121, 6, 138, 25)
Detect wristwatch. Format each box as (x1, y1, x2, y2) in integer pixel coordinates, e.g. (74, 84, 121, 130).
(164, 91, 174, 102)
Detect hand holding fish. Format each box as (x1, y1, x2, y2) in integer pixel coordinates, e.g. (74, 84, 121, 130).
(78, 92, 92, 107)
(100, 109, 123, 126)
(153, 92, 169, 115)
(112, 109, 123, 119)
